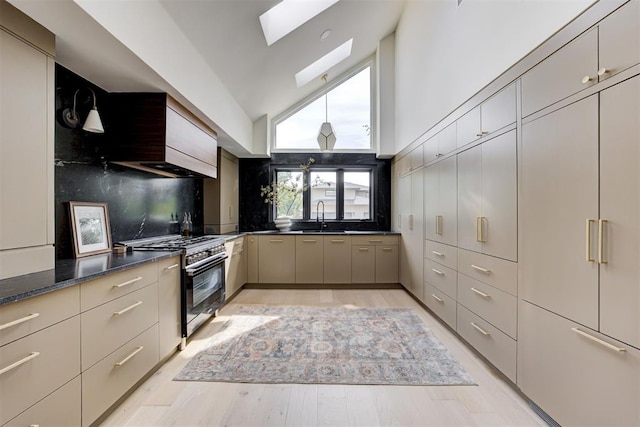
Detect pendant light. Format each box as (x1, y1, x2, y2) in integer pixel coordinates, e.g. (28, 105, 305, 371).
(317, 74, 336, 151)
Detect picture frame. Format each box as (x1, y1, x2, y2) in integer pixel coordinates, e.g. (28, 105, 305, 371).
(69, 201, 112, 258)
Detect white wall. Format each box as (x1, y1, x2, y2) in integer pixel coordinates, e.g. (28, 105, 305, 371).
(394, 0, 595, 153)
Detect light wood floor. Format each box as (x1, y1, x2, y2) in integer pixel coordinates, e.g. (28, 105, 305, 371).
(100, 289, 545, 427)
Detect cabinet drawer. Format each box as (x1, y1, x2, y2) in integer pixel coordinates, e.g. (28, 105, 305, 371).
(351, 235, 398, 246)
(423, 258, 457, 299)
(480, 83, 516, 134)
(457, 304, 516, 382)
(5, 375, 81, 427)
(521, 28, 598, 117)
(81, 283, 158, 370)
(425, 240, 457, 270)
(457, 249, 517, 296)
(80, 262, 158, 311)
(424, 282, 456, 330)
(82, 324, 160, 426)
(457, 274, 516, 339)
(0, 285, 79, 346)
(0, 316, 80, 424)
(518, 301, 640, 426)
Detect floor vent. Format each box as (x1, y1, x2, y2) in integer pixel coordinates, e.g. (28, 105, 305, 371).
(529, 401, 560, 427)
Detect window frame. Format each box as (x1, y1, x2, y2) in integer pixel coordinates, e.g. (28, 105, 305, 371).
(269, 165, 374, 222)
(271, 59, 376, 153)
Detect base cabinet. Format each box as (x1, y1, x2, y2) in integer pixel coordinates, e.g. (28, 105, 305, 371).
(323, 236, 351, 283)
(158, 256, 181, 357)
(518, 300, 640, 426)
(225, 237, 247, 298)
(295, 236, 323, 283)
(257, 236, 295, 283)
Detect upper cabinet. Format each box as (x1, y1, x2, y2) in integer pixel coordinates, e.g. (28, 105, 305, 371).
(204, 148, 239, 234)
(457, 83, 516, 149)
(423, 123, 456, 163)
(107, 93, 218, 178)
(0, 5, 55, 279)
(522, 0, 640, 117)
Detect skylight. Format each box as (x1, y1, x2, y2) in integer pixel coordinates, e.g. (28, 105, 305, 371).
(295, 39, 353, 87)
(259, 0, 340, 46)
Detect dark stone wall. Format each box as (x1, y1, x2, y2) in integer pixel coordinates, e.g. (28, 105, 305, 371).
(55, 65, 203, 259)
(239, 153, 391, 232)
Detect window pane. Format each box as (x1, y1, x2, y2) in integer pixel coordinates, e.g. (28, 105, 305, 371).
(344, 171, 371, 220)
(276, 67, 371, 150)
(275, 170, 304, 219)
(310, 171, 337, 219)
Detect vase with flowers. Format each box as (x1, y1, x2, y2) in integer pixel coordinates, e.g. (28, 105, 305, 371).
(260, 158, 315, 231)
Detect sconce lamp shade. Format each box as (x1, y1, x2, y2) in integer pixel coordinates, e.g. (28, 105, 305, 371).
(62, 88, 104, 134)
(83, 107, 104, 133)
(317, 121, 337, 151)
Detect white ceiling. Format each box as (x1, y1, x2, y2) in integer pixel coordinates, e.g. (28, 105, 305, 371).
(9, 0, 406, 152)
(158, 0, 406, 122)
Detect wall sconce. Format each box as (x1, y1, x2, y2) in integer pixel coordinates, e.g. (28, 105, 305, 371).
(62, 88, 104, 133)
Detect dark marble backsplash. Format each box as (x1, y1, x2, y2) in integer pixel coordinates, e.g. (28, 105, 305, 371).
(55, 65, 202, 259)
(239, 153, 391, 232)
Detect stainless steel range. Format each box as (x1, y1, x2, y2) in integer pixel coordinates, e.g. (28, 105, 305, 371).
(118, 235, 227, 348)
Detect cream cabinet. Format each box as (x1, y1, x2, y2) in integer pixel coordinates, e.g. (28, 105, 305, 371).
(423, 123, 456, 162)
(158, 256, 181, 357)
(425, 155, 457, 246)
(225, 236, 247, 298)
(456, 83, 516, 149)
(398, 168, 424, 297)
(295, 236, 323, 283)
(351, 245, 375, 283)
(0, 316, 81, 425)
(351, 236, 399, 284)
(257, 235, 295, 283)
(522, 0, 640, 117)
(247, 235, 259, 283)
(518, 300, 640, 426)
(375, 245, 399, 284)
(0, 15, 55, 279)
(423, 282, 456, 330)
(204, 149, 239, 234)
(323, 236, 351, 283)
(457, 130, 517, 261)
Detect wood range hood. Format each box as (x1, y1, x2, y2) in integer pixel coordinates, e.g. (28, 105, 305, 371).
(106, 93, 218, 178)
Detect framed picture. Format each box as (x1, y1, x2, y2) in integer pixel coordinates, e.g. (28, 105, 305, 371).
(69, 201, 112, 258)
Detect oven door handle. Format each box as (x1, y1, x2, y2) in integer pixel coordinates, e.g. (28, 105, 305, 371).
(185, 254, 228, 276)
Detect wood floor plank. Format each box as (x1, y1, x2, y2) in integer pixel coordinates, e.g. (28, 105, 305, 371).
(98, 289, 544, 427)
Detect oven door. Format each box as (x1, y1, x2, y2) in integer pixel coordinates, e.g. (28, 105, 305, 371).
(182, 255, 227, 338)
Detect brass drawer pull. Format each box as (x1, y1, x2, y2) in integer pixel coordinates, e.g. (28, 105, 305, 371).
(358, 248, 370, 252)
(432, 250, 444, 257)
(0, 352, 40, 376)
(368, 239, 383, 243)
(431, 294, 443, 303)
(302, 239, 317, 243)
(164, 263, 179, 270)
(382, 247, 393, 252)
(572, 328, 625, 353)
(0, 312, 40, 331)
(113, 301, 143, 316)
(113, 276, 142, 289)
(331, 239, 345, 243)
(470, 322, 491, 336)
(269, 239, 284, 243)
(432, 268, 444, 276)
(471, 264, 491, 274)
(114, 346, 144, 367)
(470, 287, 490, 298)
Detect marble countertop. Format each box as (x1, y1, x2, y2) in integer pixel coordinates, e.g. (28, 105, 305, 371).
(244, 230, 401, 235)
(0, 250, 182, 306)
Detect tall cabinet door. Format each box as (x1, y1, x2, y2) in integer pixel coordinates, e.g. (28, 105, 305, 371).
(600, 76, 640, 348)
(520, 96, 599, 329)
(457, 145, 483, 253)
(439, 156, 457, 247)
(424, 163, 439, 242)
(481, 130, 517, 261)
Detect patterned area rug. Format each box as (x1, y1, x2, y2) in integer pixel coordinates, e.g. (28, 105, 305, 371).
(174, 305, 475, 386)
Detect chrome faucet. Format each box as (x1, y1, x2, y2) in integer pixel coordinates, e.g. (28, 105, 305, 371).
(316, 200, 326, 231)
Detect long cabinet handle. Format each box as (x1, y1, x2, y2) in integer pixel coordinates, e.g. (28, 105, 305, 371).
(269, 239, 283, 243)
(432, 268, 444, 276)
(0, 352, 40, 376)
(598, 219, 608, 264)
(431, 294, 444, 303)
(114, 346, 144, 367)
(368, 239, 383, 243)
(0, 312, 40, 331)
(164, 263, 180, 271)
(435, 215, 443, 235)
(586, 219, 595, 262)
(331, 240, 345, 243)
(113, 301, 143, 316)
(382, 247, 393, 252)
(571, 328, 625, 353)
(432, 251, 444, 257)
(302, 239, 317, 243)
(470, 322, 491, 336)
(470, 287, 490, 298)
(358, 247, 370, 252)
(113, 277, 142, 289)
(471, 264, 491, 274)
(475, 217, 487, 242)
